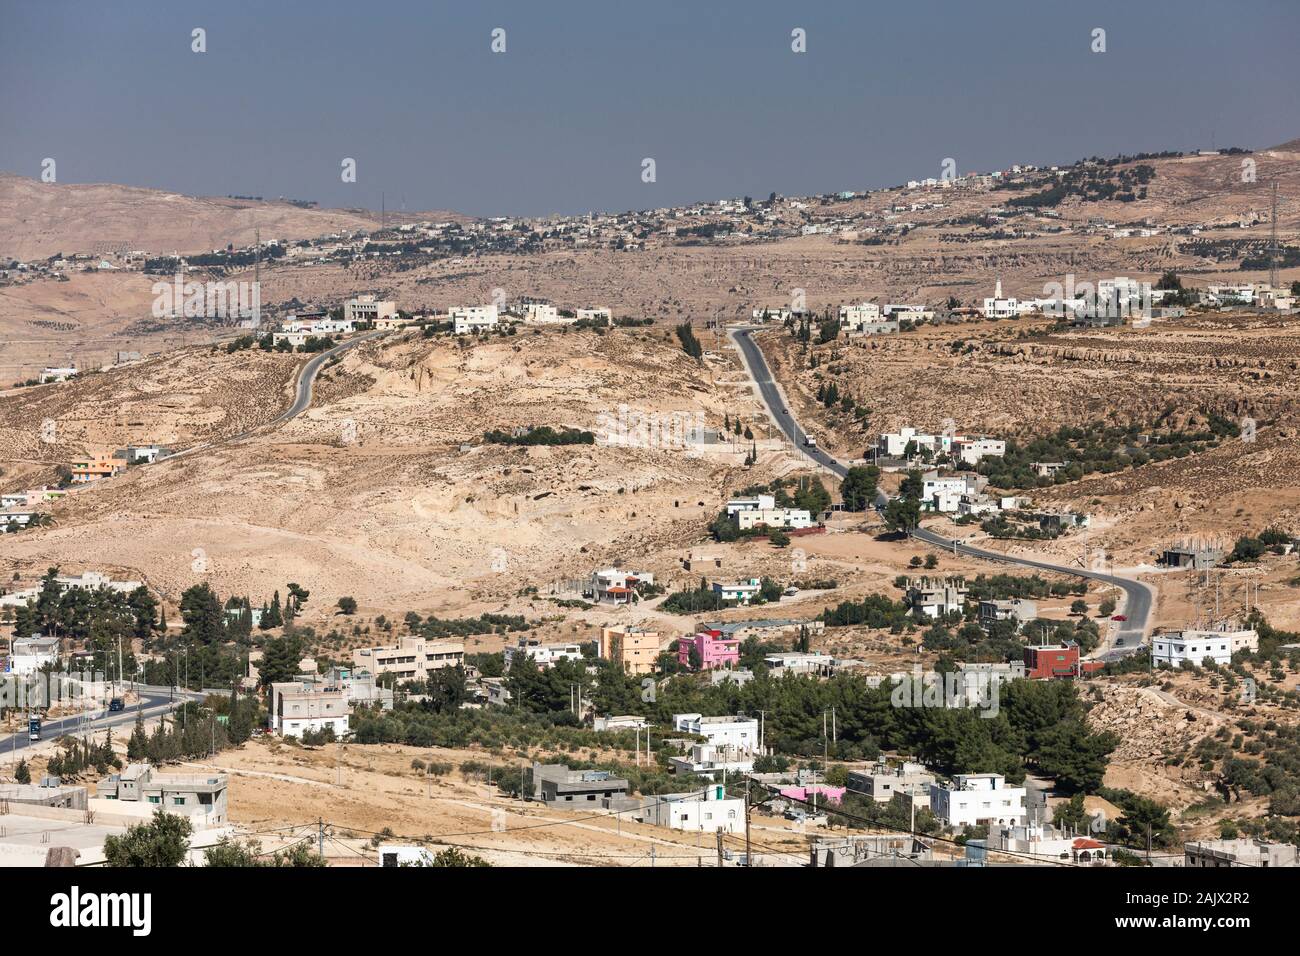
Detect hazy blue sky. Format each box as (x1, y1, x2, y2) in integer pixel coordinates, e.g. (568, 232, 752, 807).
(2, 0, 1297, 218)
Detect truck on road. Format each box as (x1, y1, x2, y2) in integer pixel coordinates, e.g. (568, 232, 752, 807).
(27, 717, 41, 741)
(804, 434, 817, 448)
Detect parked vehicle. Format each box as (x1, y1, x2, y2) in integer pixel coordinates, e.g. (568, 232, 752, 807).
(28, 717, 41, 741)
(108, 698, 125, 712)
(804, 434, 817, 448)
(1112, 614, 1127, 622)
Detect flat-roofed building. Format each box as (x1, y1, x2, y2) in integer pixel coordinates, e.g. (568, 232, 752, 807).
(343, 294, 397, 324)
(1152, 626, 1258, 667)
(906, 576, 969, 618)
(351, 637, 464, 682)
(269, 679, 350, 738)
(598, 625, 660, 675)
(672, 713, 760, 751)
(930, 773, 1027, 828)
(635, 784, 744, 833)
(96, 762, 228, 827)
(7, 635, 60, 674)
(529, 762, 629, 806)
(450, 304, 499, 334)
(69, 456, 127, 483)
(979, 598, 1037, 628)
(504, 637, 584, 670)
(735, 507, 813, 530)
(1185, 839, 1300, 868)
(846, 760, 936, 804)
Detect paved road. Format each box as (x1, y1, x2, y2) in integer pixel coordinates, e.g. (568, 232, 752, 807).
(910, 526, 1154, 657)
(729, 324, 1154, 657)
(268, 328, 388, 427)
(0, 685, 206, 758)
(160, 329, 388, 462)
(730, 326, 853, 479)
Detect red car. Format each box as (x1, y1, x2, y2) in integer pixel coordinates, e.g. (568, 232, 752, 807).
(1111, 614, 1127, 622)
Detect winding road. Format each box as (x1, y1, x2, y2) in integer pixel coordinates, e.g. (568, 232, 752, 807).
(160, 328, 389, 463)
(265, 328, 388, 429)
(730, 324, 1154, 659)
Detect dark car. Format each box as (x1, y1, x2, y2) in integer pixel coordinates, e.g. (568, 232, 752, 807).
(108, 698, 125, 712)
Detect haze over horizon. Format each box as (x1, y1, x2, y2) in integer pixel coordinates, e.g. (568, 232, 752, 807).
(2, 0, 1298, 219)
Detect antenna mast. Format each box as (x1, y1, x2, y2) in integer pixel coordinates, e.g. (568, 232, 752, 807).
(1269, 180, 1280, 290)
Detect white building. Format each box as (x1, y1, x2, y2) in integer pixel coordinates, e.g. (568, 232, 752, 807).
(1206, 284, 1258, 307)
(283, 316, 355, 335)
(1152, 626, 1259, 667)
(712, 579, 762, 605)
(839, 302, 880, 327)
(883, 304, 936, 323)
(590, 568, 654, 604)
(669, 743, 755, 779)
(673, 713, 760, 752)
(922, 471, 983, 512)
(763, 652, 834, 676)
(40, 366, 78, 384)
(6, 636, 60, 675)
(930, 773, 1027, 828)
(641, 785, 745, 834)
(269, 680, 350, 738)
(953, 437, 1006, 466)
(55, 571, 144, 594)
(725, 494, 776, 516)
(989, 822, 1109, 864)
(377, 845, 436, 867)
(451, 305, 499, 334)
(521, 302, 564, 324)
(271, 331, 310, 348)
(735, 508, 813, 530)
(957, 494, 1003, 517)
(503, 637, 585, 670)
(982, 279, 1026, 319)
(877, 427, 950, 459)
(576, 307, 612, 323)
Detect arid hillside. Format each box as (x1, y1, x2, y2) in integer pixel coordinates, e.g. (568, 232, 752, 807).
(760, 309, 1300, 567)
(0, 327, 807, 623)
(0, 173, 395, 260)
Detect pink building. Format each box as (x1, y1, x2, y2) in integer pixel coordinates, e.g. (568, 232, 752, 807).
(678, 630, 741, 671)
(779, 785, 845, 806)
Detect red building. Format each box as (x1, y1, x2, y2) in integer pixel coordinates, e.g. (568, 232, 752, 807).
(1023, 641, 1102, 679)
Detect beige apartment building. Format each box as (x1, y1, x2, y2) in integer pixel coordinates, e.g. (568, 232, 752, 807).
(351, 637, 464, 682)
(598, 625, 660, 676)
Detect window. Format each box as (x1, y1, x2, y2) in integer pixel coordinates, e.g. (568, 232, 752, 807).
(173, 797, 186, 805)
(148, 796, 161, 804)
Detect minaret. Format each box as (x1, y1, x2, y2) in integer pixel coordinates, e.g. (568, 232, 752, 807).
(994, 279, 1003, 299)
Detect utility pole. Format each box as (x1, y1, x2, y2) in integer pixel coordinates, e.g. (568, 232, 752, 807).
(318, 817, 325, 859)
(1269, 180, 1280, 291)
(716, 830, 724, 867)
(745, 779, 752, 867)
(822, 711, 829, 773)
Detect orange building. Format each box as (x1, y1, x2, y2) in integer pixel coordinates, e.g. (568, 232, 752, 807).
(69, 456, 127, 483)
(598, 625, 660, 676)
